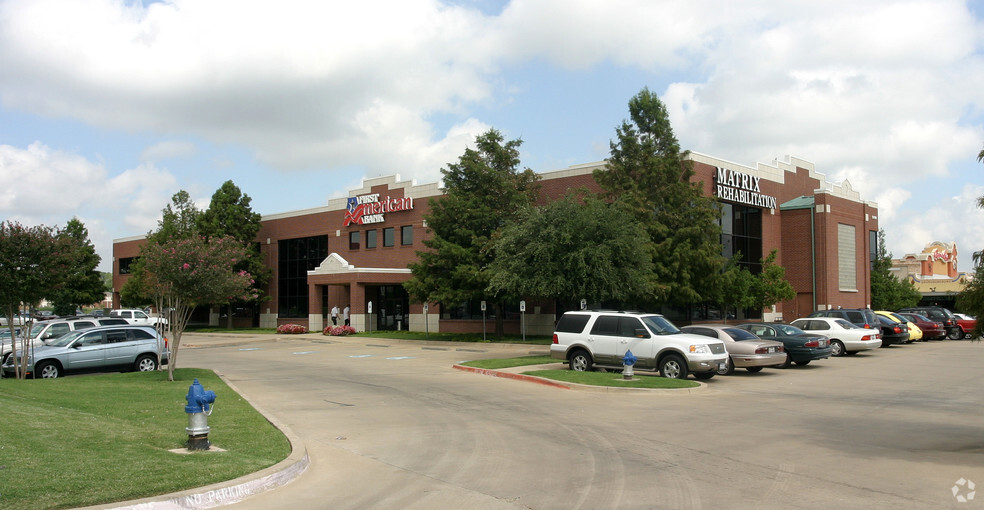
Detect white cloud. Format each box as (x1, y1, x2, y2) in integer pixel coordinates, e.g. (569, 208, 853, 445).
(140, 140, 197, 162)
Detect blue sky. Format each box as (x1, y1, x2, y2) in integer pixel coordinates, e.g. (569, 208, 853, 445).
(1, 0, 982, 273)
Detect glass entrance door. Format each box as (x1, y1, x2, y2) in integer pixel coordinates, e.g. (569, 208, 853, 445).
(374, 285, 409, 331)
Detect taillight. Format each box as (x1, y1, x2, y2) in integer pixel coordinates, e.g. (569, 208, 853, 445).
(552, 334, 559, 344)
(862, 335, 874, 341)
(804, 340, 819, 347)
(755, 347, 768, 354)
(863, 324, 872, 329)
(893, 326, 902, 334)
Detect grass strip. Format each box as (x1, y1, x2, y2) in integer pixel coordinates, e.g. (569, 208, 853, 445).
(459, 355, 556, 369)
(0, 368, 290, 510)
(522, 369, 700, 389)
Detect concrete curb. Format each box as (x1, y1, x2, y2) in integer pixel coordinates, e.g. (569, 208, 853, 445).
(453, 363, 707, 394)
(83, 373, 309, 510)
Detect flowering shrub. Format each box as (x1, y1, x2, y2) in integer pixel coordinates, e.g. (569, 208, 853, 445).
(323, 325, 357, 336)
(277, 323, 308, 334)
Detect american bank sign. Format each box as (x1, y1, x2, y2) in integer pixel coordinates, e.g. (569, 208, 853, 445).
(343, 193, 414, 226)
(714, 167, 778, 209)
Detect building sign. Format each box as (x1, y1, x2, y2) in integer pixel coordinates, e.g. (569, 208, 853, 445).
(714, 167, 778, 209)
(343, 194, 414, 226)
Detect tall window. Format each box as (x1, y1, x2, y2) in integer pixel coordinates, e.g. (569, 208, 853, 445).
(719, 204, 763, 273)
(278, 236, 328, 318)
(349, 231, 360, 250)
(383, 227, 395, 247)
(401, 225, 413, 246)
(869, 230, 878, 271)
(838, 224, 857, 291)
(366, 229, 377, 249)
(119, 257, 138, 275)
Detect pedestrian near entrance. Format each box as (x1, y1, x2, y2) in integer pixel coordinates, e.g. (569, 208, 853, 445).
(343, 305, 350, 326)
(330, 305, 339, 326)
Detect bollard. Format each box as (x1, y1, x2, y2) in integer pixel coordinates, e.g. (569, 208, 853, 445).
(622, 350, 637, 380)
(184, 378, 216, 450)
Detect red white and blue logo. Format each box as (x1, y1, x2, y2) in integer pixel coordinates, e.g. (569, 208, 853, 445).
(343, 194, 414, 226)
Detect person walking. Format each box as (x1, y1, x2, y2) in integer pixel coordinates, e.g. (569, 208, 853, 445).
(330, 305, 339, 326)
(343, 305, 350, 326)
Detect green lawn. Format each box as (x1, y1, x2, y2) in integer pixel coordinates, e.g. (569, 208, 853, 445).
(0, 369, 290, 510)
(460, 356, 701, 389)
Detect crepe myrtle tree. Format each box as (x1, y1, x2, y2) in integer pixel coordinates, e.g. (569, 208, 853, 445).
(0, 221, 68, 378)
(139, 235, 254, 381)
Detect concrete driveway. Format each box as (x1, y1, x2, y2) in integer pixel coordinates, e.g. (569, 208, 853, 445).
(174, 333, 984, 510)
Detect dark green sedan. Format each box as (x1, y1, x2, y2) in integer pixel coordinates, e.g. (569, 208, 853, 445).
(735, 322, 833, 368)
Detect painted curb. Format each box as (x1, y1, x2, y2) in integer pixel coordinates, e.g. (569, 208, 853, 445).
(453, 364, 706, 394)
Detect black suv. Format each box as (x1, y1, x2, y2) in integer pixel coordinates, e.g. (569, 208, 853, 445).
(807, 308, 880, 330)
(897, 306, 962, 339)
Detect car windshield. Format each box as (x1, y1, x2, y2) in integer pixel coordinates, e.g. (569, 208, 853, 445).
(774, 324, 806, 335)
(834, 319, 860, 329)
(642, 315, 681, 335)
(47, 329, 86, 347)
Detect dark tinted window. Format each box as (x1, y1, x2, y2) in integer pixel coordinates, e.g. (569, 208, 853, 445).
(128, 328, 156, 340)
(590, 316, 619, 336)
(682, 326, 716, 339)
(105, 330, 128, 343)
(97, 318, 128, 326)
(74, 321, 96, 330)
(618, 317, 648, 338)
(555, 314, 591, 334)
(724, 327, 760, 341)
(77, 331, 104, 346)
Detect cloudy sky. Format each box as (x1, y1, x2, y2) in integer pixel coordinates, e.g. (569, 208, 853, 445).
(1, 0, 982, 274)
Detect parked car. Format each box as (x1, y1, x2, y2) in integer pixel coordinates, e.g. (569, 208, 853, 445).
(110, 309, 168, 326)
(790, 317, 882, 356)
(735, 323, 832, 367)
(897, 306, 962, 340)
(875, 311, 921, 342)
(896, 313, 946, 340)
(875, 315, 908, 346)
(807, 308, 880, 330)
(1, 325, 168, 379)
(954, 313, 977, 339)
(550, 310, 728, 380)
(680, 324, 786, 375)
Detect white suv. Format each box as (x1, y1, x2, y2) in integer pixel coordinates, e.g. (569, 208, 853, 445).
(550, 311, 728, 380)
(110, 309, 167, 326)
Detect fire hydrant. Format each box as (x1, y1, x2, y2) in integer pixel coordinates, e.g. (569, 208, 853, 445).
(185, 378, 216, 450)
(622, 350, 637, 380)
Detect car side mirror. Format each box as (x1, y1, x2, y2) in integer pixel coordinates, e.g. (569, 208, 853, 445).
(634, 328, 649, 338)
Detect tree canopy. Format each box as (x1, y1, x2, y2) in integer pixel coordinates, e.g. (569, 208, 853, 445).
(49, 217, 105, 316)
(486, 193, 654, 308)
(594, 87, 724, 307)
(870, 229, 921, 310)
(404, 129, 539, 336)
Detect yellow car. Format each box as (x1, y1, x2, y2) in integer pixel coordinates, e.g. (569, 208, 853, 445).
(875, 310, 921, 342)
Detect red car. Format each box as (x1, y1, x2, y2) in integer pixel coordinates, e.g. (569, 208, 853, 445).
(898, 313, 945, 341)
(955, 314, 978, 339)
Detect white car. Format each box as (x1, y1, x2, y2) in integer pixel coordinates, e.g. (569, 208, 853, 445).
(550, 310, 728, 380)
(110, 309, 168, 326)
(790, 317, 882, 356)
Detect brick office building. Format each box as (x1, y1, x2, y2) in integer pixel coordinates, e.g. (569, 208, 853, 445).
(112, 152, 878, 334)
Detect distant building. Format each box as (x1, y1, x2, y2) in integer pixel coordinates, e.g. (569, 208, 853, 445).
(891, 241, 973, 308)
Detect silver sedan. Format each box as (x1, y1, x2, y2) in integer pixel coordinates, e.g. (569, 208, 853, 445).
(680, 324, 787, 375)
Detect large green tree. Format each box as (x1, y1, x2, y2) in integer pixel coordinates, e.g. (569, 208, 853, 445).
(595, 87, 724, 307)
(486, 193, 654, 308)
(49, 218, 106, 316)
(404, 129, 540, 336)
(870, 229, 921, 310)
(197, 180, 270, 327)
(0, 221, 65, 378)
(750, 250, 797, 314)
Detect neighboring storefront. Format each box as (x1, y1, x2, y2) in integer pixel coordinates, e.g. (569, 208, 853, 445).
(891, 241, 972, 308)
(113, 152, 879, 333)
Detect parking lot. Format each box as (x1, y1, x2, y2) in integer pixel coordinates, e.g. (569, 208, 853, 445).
(179, 334, 984, 509)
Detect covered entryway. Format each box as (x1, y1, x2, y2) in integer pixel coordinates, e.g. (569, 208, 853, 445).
(306, 253, 411, 333)
(367, 285, 410, 331)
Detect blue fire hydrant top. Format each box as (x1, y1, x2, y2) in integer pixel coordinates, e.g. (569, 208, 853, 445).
(185, 378, 216, 414)
(622, 350, 637, 366)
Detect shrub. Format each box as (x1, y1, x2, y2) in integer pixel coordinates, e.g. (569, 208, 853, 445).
(276, 323, 308, 334)
(323, 325, 357, 336)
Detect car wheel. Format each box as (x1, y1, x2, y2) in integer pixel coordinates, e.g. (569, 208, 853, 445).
(717, 357, 735, 375)
(135, 354, 158, 372)
(830, 340, 845, 357)
(694, 371, 715, 380)
(949, 329, 963, 340)
(746, 366, 764, 373)
(568, 349, 593, 372)
(36, 361, 61, 379)
(775, 353, 792, 369)
(659, 354, 688, 379)
(794, 360, 811, 366)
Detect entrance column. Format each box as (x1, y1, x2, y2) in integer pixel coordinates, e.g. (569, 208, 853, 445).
(350, 283, 366, 331)
(308, 284, 324, 333)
